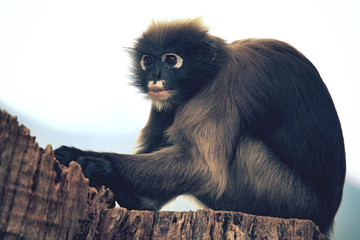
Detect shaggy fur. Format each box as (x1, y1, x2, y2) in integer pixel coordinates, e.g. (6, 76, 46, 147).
(55, 19, 345, 235)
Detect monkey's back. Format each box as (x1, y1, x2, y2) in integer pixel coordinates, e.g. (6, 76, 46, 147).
(228, 38, 345, 217)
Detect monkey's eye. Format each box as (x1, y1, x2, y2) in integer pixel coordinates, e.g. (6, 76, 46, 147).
(165, 55, 177, 66)
(140, 55, 154, 70)
(161, 53, 183, 69)
(144, 56, 154, 66)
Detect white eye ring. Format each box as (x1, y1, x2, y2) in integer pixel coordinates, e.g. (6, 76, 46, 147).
(161, 53, 183, 69)
(140, 55, 154, 71)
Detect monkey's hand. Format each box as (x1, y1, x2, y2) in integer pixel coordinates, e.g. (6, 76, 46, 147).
(54, 146, 141, 209)
(54, 146, 89, 167)
(54, 146, 114, 188)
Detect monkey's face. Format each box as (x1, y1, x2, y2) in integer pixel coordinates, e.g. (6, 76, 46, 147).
(133, 46, 218, 111)
(130, 20, 221, 111)
(139, 53, 183, 103)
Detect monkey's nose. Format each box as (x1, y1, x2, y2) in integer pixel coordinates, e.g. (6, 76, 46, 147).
(149, 80, 165, 87)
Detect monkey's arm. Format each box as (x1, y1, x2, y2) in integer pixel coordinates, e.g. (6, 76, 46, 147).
(55, 98, 242, 210)
(54, 144, 215, 210)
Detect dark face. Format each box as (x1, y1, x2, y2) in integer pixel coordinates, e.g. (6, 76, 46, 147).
(131, 21, 221, 111)
(139, 52, 184, 109)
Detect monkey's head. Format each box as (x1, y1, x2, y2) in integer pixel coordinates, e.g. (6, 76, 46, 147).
(130, 19, 222, 111)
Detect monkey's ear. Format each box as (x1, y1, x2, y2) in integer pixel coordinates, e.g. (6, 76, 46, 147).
(207, 40, 218, 62)
(196, 38, 218, 63)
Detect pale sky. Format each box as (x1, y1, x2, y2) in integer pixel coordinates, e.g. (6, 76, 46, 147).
(0, 0, 359, 185)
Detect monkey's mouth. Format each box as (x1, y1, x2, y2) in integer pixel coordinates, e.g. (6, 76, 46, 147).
(148, 88, 175, 101)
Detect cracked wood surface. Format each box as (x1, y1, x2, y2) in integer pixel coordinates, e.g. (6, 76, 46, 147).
(0, 109, 327, 239)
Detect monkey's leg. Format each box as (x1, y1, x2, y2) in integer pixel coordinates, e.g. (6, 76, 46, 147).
(230, 135, 328, 231)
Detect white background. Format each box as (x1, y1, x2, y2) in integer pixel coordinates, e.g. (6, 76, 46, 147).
(0, 0, 359, 238)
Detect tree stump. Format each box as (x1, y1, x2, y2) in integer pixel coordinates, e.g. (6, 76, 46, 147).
(0, 109, 328, 239)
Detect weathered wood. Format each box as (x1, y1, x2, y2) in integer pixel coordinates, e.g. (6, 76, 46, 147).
(0, 109, 328, 239)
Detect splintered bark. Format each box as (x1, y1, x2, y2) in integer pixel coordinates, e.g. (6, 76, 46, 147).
(0, 109, 327, 240)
